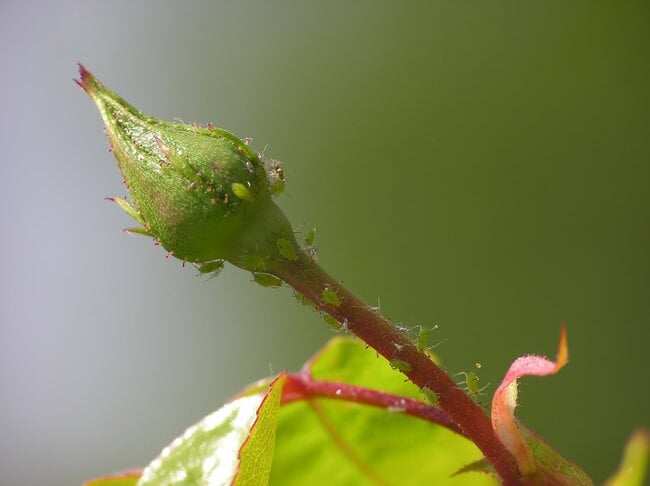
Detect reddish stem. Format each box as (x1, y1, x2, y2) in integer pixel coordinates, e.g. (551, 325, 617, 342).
(273, 252, 522, 485)
(282, 371, 464, 436)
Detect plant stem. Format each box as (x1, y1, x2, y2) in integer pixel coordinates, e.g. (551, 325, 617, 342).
(273, 251, 522, 485)
(282, 371, 464, 435)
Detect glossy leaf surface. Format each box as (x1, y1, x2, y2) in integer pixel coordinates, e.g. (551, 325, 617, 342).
(270, 337, 498, 485)
(137, 374, 285, 486)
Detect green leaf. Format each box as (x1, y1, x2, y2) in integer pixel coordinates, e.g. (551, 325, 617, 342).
(458, 423, 595, 485)
(270, 337, 498, 485)
(308, 337, 427, 397)
(84, 472, 141, 486)
(233, 374, 286, 485)
(137, 374, 285, 486)
(605, 429, 648, 486)
(519, 423, 593, 485)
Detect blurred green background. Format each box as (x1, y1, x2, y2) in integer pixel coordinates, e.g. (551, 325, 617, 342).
(1, 1, 648, 484)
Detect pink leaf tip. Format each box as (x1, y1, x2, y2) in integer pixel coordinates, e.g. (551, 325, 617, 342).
(491, 325, 569, 476)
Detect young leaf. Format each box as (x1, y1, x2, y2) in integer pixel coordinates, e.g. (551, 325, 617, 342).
(491, 325, 585, 482)
(137, 374, 286, 486)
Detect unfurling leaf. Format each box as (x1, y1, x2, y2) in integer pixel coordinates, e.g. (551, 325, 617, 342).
(491, 326, 569, 477)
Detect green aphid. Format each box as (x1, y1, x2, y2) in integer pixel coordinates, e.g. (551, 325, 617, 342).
(303, 227, 318, 260)
(239, 253, 268, 272)
(417, 327, 430, 352)
(457, 371, 488, 399)
(389, 359, 412, 373)
(277, 237, 298, 261)
(155, 137, 199, 182)
(294, 292, 317, 310)
(322, 314, 341, 330)
(197, 260, 225, 275)
(321, 287, 341, 307)
(304, 227, 316, 247)
(231, 182, 254, 203)
(421, 387, 439, 406)
(252, 272, 283, 288)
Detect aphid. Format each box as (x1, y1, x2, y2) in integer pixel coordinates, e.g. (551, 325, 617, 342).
(322, 313, 342, 330)
(277, 237, 298, 261)
(231, 182, 254, 203)
(294, 292, 317, 310)
(304, 227, 316, 247)
(456, 371, 489, 399)
(252, 272, 282, 288)
(155, 137, 198, 181)
(303, 227, 318, 260)
(421, 387, 439, 406)
(389, 359, 412, 373)
(417, 327, 430, 352)
(321, 287, 341, 307)
(197, 260, 224, 275)
(239, 253, 268, 272)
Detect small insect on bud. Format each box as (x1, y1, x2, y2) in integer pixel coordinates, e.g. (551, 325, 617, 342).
(77, 65, 297, 273)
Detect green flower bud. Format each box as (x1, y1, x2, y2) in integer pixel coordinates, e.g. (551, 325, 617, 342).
(77, 65, 296, 272)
